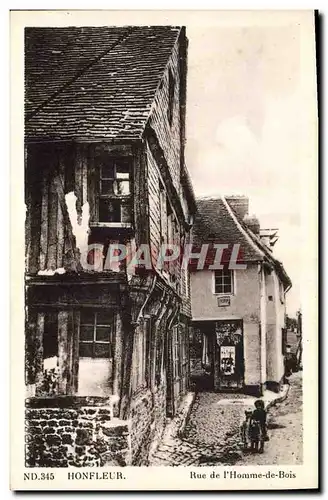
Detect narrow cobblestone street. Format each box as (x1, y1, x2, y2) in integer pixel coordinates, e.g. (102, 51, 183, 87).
(150, 392, 249, 466)
(150, 372, 302, 466)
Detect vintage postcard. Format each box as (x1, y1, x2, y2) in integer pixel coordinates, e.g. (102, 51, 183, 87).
(10, 9, 318, 490)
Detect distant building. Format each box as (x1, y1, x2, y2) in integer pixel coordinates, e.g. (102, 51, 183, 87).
(24, 26, 195, 466)
(190, 196, 292, 396)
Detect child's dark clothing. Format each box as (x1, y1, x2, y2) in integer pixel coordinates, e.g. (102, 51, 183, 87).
(252, 408, 266, 425)
(251, 408, 267, 437)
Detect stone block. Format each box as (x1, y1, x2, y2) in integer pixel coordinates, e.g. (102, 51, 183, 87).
(85, 409, 97, 415)
(102, 424, 128, 437)
(28, 426, 42, 435)
(45, 434, 61, 446)
(106, 437, 128, 452)
(101, 451, 128, 467)
(78, 420, 93, 429)
(75, 445, 86, 456)
(76, 428, 93, 446)
(62, 433, 73, 445)
(97, 414, 112, 423)
(43, 426, 56, 435)
(97, 408, 112, 415)
(58, 420, 71, 427)
(61, 411, 78, 420)
(47, 420, 59, 427)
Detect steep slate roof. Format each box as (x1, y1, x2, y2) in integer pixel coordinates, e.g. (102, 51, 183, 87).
(25, 26, 181, 140)
(193, 197, 262, 262)
(193, 196, 292, 288)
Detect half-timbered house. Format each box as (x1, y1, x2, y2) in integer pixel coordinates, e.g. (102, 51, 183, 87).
(24, 26, 196, 466)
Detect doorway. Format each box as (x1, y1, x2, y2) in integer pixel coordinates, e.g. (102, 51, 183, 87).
(190, 322, 215, 392)
(213, 320, 244, 391)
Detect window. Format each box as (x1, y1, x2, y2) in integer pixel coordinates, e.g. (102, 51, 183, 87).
(214, 269, 234, 294)
(79, 310, 113, 358)
(96, 157, 131, 223)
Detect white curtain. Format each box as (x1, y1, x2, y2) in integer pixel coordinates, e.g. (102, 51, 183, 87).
(202, 334, 210, 367)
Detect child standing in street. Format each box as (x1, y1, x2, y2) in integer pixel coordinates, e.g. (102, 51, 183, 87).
(251, 399, 269, 442)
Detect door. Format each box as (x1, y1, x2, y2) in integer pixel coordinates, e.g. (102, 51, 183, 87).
(213, 320, 244, 391)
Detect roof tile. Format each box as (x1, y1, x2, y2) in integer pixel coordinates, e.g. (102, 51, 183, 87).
(193, 197, 262, 262)
(193, 197, 292, 287)
(25, 26, 181, 140)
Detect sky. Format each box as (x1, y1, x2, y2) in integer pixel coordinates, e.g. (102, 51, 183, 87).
(185, 23, 308, 317)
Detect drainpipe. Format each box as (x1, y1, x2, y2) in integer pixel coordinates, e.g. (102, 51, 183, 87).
(259, 262, 267, 396)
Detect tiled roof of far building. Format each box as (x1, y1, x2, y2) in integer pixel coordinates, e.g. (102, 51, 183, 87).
(25, 26, 181, 140)
(193, 196, 292, 287)
(193, 197, 263, 262)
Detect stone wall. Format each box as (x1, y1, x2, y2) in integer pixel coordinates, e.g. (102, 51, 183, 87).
(25, 397, 130, 467)
(130, 384, 167, 465)
(25, 385, 168, 467)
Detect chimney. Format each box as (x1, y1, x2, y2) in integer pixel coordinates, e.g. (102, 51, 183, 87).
(243, 214, 260, 235)
(260, 229, 279, 248)
(225, 196, 249, 221)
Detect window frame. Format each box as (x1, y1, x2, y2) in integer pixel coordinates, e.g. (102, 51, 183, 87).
(212, 269, 235, 296)
(96, 157, 132, 224)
